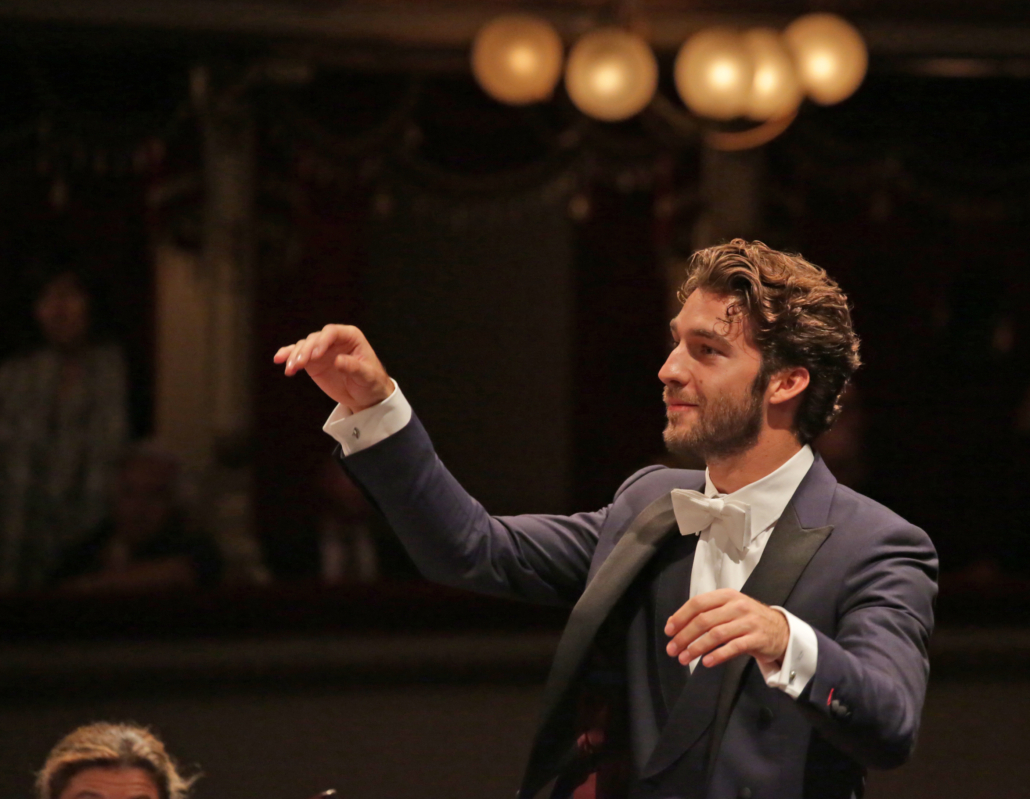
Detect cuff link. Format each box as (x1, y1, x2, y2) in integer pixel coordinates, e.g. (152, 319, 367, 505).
(352, 427, 361, 440)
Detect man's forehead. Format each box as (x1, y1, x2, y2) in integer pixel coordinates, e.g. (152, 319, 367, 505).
(670, 293, 748, 341)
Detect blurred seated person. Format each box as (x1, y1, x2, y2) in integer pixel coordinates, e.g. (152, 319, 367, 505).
(51, 443, 223, 593)
(37, 722, 196, 799)
(0, 263, 128, 591)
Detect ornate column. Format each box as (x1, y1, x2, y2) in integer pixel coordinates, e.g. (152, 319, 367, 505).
(153, 65, 266, 582)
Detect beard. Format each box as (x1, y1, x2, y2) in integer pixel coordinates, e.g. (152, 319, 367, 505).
(663, 373, 766, 462)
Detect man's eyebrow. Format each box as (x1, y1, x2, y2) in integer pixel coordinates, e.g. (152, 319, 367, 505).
(71, 794, 150, 799)
(687, 327, 731, 346)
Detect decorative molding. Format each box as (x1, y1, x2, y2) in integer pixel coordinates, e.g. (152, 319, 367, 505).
(2, 1, 1030, 58)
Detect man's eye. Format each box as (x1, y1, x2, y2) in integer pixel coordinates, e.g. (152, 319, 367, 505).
(702, 345, 720, 356)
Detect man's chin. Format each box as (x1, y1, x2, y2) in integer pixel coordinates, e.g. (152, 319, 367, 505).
(664, 422, 762, 462)
(663, 424, 698, 457)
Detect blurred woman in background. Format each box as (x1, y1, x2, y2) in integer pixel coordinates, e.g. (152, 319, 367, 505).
(0, 264, 128, 591)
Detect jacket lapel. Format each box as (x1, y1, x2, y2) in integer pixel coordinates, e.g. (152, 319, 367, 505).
(652, 533, 699, 715)
(520, 493, 678, 799)
(642, 497, 834, 780)
(705, 505, 834, 779)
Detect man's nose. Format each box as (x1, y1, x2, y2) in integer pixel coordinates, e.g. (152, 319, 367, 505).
(659, 350, 686, 386)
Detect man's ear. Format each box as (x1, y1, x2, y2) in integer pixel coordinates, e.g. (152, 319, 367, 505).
(768, 366, 810, 406)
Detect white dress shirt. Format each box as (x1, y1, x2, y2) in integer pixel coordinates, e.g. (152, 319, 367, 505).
(679, 447, 819, 696)
(323, 382, 818, 699)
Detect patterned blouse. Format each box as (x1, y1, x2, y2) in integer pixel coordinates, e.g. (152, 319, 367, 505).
(0, 344, 128, 590)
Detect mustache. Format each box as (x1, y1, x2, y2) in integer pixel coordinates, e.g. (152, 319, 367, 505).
(663, 389, 704, 406)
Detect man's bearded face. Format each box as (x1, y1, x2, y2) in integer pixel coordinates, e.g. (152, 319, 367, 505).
(663, 370, 767, 461)
(660, 289, 769, 463)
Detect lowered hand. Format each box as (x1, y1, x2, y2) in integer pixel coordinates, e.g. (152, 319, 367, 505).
(664, 588, 789, 670)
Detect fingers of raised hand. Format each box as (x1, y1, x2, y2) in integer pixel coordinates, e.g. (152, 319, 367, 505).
(282, 339, 308, 375)
(311, 324, 357, 360)
(306, 330, 343, 372)
(278, 326, 359, 375)
(273, 344, 294, 365)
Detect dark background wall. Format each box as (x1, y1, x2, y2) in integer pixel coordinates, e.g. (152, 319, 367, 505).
(365, 181, 575, 516)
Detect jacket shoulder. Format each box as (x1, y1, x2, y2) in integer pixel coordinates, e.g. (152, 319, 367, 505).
(586, 465, 705, 572)
(828, 483, 934, 550)
(613, 464, 705, 505)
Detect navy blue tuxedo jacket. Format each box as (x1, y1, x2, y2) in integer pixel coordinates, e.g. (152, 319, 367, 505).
(341, 413, 938, 799)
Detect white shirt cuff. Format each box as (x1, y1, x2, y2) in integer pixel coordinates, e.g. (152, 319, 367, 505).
(322, 380, 412, 456)
(759, 607, 818, 699)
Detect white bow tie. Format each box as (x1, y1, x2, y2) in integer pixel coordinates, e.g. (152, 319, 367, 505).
(670, 489, 753, 555)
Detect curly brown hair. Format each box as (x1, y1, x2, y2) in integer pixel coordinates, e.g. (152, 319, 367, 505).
(678, 239, 861, 444)
(37, 722, 197, 799)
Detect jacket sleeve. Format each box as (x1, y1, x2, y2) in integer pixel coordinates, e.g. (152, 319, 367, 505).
(797, 519, 938, 769)
(340, 412, 608, 607)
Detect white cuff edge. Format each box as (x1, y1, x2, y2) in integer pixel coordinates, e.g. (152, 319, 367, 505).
(758, 606, 818, 700)
(322, 380, 410, 456)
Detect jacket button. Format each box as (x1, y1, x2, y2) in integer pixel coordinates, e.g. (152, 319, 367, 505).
(830, 699, 852, 721)
(758, 706, 774, 728)
(737, 788, 752, 799)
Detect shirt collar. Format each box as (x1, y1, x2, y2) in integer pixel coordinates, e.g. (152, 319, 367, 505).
(703, 445, 815, 540)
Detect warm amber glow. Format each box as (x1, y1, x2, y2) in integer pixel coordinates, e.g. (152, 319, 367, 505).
(471, 15, 564, 105)
(507, 45, 539, 76)
(742, 29, 802, 121)
(783, 13, 868, 105)
(709, 60, 740, 89)
(590, 60, 628, 95)
(674, 28, 753, 121)
(565, 28, 658, 121)
(809, 52, 837, 81)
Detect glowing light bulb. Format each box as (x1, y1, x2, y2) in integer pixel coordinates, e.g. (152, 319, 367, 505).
(591, 61, 627, 95)
(507, 45, 539, 76)
(783, 14, 867, 105)
(741, 28, 802, 121)
(675, 28, 753, 120)
(472, 15, 564, 105)
(565, 28, 658, 121)
(709, 60, 739, 89)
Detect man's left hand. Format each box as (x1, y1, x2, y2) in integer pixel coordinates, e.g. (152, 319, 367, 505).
(664, 588, 789, 669)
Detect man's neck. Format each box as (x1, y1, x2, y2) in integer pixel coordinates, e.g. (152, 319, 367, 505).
(706, 431, 804, 494)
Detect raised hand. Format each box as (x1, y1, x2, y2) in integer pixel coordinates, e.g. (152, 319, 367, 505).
(274, 324, 393, 412)
(664, 588, 789, 670)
